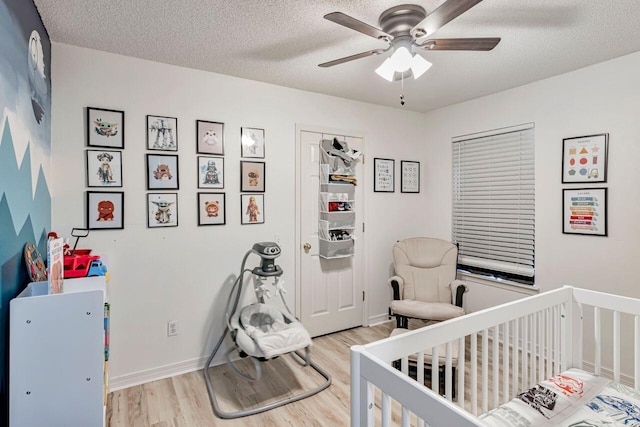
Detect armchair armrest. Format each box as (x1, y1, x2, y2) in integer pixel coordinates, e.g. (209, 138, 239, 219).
(389, 275, 404, 300)
(451, 279, 468, 308)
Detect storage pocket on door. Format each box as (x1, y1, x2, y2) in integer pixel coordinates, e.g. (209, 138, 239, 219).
(319, 238, 354, 259)
(320, 211, 355, 229)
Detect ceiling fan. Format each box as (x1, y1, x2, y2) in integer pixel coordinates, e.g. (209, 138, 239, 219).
(319, 0, 500, 82)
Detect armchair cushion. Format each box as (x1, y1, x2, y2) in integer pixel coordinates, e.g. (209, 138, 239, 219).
(390, 300, 464, 321)
(393, 238, 458, 304)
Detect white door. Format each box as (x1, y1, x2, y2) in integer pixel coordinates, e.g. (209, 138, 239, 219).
(299, 130, 364, 337)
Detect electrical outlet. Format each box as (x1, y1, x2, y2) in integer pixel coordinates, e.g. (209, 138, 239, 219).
(167, 320, 178, 337)
(274, 234, 281, 245)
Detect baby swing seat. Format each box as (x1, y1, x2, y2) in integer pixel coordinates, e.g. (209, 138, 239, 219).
(232, 303, 312, 360)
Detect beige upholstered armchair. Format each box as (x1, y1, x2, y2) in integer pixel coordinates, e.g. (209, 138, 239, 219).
(389, 237, 468, 329)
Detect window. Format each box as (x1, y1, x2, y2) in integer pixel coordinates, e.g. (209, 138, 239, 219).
(452, 123, 535, 285)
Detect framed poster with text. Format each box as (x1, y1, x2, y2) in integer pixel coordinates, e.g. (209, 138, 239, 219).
(374, 158, 394, 193)
(401, 161, 420, 193)
(562, 188, 607, 236)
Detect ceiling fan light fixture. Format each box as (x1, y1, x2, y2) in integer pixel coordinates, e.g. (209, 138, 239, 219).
(410, 53, 432, 79)
(375, 58, 395, 82)
(389, 46, 413, 72)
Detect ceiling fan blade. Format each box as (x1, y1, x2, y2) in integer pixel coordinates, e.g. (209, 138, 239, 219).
(411, 0, 483, 39)
(418, 38, 501, 51)
(324, 12, 393, 41)
(318, 49, 385, 68)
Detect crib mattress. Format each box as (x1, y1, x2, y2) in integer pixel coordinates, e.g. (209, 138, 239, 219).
(480, 368, 640, 426)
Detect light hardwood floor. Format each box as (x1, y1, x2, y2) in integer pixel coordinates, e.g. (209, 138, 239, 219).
(107, 319, 543, 426)
(106, 320, 400, 427)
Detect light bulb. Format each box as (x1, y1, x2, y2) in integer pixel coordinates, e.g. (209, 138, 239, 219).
(375, 58, 395, 82)
(390, 47, 413, 72)
(411, 54, 432, 79)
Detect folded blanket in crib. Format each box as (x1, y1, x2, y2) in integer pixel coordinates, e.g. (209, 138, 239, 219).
(243, 321, 312, 360)
(480, 368, 640, 426)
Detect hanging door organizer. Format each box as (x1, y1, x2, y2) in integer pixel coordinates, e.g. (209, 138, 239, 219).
(318, 139, 359, 259)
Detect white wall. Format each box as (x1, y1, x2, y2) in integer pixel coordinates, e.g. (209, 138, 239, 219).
(422, 51, 640, 379)
(51, 43, 427, 387)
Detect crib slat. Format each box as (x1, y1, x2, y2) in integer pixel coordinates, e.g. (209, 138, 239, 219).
(613, 310, 620, 382)
(538, 311, 544, 382)
(503, 321, 510, 403)
(566, 298, 575, 372)
(594, 307, 601, 376)
(458, 336, 465, 408)
(417, 351, 425, 386)
(513, 318, 519, 398)
(553, 305, 560, 375)
(445, 342, 452, 401)
(522, 315, 528, 389)
(381, 392, 391, 427)
(401, 356, 408, 376)
(492, 325, 499, 408)
(531, 313, 537, 387)
(401, 407, 410, 427)
(431, 345, 439, 395)
(482, 329, 489, 413)
(545, 308, 552, 378)
(635, 316, 640, 390)
(471, 332, 478, 416)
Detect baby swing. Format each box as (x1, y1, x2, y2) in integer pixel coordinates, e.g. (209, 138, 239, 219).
(203, 242, 331, 419)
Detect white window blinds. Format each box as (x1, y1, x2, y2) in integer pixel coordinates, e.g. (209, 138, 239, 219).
(452, 123, 535, 279)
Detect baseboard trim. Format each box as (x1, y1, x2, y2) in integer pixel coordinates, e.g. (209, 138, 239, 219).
(368, 313, 393, 327)
(109, 355, 214, 392)
(581, 361, 634, 387)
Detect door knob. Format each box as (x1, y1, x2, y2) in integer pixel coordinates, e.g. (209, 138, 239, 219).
(303, 243, 311, 252)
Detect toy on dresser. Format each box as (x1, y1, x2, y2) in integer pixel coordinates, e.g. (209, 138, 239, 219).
(25, 229, 109, 281)
(23, 242, 47, 282)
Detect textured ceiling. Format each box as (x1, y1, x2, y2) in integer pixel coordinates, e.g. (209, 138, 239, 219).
(34, 0, 640, 113)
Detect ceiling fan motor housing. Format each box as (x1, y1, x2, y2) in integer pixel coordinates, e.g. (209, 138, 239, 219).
(378, 4, 426, 38)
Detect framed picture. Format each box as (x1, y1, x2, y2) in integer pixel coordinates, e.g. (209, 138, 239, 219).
(241, 127, 265, 158)
(86, 191, 124, 230)
(147, 115, 178, 151)
(87, 107, 124, 148)
(241, 194, 264, 224)
(401, 161, 420, 193)
(197, 192, 226, 226)
(147, 154, 179, 190)
(196, 120, 224, 155)
(562, 188, 607, 236)
(562, 133, 608, 183)
(147, 193, 178, 228)
(86, 149, 123, 187)
(374, 158, 395, 192)
(240, 161, 265, 192)
(197, 156, 224, 189)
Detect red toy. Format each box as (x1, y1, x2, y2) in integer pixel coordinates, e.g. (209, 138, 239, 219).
(50, 229, 107, 278)
(63, 250, 102, 278)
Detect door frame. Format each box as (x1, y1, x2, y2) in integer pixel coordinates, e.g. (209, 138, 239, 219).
(294, 123, 369, 329)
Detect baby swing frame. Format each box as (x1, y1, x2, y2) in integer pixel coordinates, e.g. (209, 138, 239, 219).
(203, 243, 331, 419)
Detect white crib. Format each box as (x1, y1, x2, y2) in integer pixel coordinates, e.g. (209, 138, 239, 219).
(351, 286, 640, 426)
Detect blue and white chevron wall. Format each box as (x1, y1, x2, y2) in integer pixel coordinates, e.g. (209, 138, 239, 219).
(0, 0, 51, 422)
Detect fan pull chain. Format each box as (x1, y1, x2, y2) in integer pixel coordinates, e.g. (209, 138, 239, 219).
(400, 72, 405, 106)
